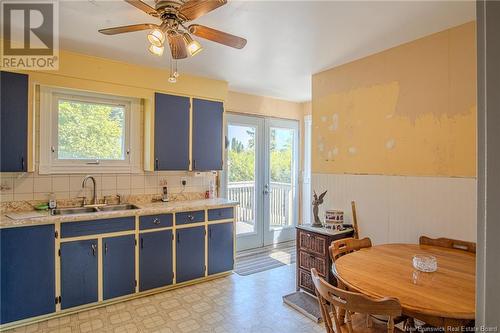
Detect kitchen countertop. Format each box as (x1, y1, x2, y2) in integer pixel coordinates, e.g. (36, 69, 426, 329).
(0, 198, 238, 229)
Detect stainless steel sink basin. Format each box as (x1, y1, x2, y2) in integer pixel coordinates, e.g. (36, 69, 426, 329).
(98, 204, 139, 212)
(51, 207, 99, 215)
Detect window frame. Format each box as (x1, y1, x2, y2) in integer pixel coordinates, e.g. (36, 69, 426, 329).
(39, 86, 141, 174)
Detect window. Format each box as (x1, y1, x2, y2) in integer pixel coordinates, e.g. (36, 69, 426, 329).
(39, 86, 141, 174)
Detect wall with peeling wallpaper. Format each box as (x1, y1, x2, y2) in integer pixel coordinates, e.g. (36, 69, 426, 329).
(310, 22, 477, 243)
(312, 22, 476, 177)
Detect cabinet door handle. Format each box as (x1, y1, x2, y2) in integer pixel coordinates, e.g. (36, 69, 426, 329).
(187, 214, 194, 221)
(140, 238, 144, 249)
(193, 159, 196, 170)
(21, 157, 25, 171)
(153, 218, 160, 225)
(209, 228, 212, 239)
(91, 244, 97, 256)
(155, 158, 159, 170)
(104, 243, 108, 255)
(177, 232, 180, 243)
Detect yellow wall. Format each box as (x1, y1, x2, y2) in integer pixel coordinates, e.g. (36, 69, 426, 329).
(226, 91, 304, 120)
(312, 22, 476, 177)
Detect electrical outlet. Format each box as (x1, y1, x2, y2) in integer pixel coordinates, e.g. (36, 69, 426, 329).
(180, 177, 187, 186)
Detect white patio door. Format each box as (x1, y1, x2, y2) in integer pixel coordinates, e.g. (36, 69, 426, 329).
(223, 114, 299, 251)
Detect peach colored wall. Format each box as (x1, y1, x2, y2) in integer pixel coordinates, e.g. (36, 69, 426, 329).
(312, 22, 477, 177)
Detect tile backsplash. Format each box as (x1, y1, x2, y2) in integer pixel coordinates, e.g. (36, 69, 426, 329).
(0, 171, 216, 203)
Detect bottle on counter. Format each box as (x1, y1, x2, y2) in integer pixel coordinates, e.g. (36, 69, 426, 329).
(48, 192, 57, 209)
(209, 181, 215, 199)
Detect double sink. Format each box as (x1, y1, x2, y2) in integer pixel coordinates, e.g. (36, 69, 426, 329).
(52, 204, 139, 216)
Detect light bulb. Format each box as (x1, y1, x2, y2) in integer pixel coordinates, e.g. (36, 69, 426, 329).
(168, 76, 177, 83)
(148, 44, 164, 56)
(183, 33, 203, 56)
(147, 29, 165, 47)
(173, 71, 180, 78)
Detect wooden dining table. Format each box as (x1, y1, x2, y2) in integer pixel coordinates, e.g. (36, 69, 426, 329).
(334, 243, 475, 331)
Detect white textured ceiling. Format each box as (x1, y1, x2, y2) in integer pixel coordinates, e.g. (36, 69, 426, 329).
(58, 0, 475, 101)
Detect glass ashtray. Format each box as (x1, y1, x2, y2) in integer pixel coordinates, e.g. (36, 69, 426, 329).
(412, 255, 437, 272)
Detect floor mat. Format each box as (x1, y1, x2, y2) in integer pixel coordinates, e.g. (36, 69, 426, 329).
(283, 291, 322, 323)
(235, 241, 296, 276)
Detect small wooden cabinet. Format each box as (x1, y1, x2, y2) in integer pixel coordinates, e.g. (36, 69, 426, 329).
(296, 225, 353, 295)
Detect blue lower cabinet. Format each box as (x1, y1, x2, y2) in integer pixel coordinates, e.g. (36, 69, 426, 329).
(60, 240, 98, 309)
(208, 223, 234, 275)
(103, 235, 136, 300)
(139, 230, 173, 291)
(0, 225, 55, 324)
(176, 227, 205, 283)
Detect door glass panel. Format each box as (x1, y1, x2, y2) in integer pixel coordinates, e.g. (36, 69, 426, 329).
(227, 125, 257, 235)
(269, 127, 295, 229)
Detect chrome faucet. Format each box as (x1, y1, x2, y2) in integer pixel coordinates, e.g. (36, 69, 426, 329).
(82, 175, 97, 205)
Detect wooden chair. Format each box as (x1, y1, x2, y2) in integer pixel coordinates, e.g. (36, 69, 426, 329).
(419, 236, 476, 253)
(311, 268, 402, 333)
(330, 237, 372, 262)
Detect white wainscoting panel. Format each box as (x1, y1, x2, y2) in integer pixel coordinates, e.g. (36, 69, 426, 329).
(311, 173, 477, 244)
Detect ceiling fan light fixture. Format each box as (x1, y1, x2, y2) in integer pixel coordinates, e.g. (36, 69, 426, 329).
(148, 29, 165, 47)
(183, 33, 203, 56)
(148, 44, 164, 56)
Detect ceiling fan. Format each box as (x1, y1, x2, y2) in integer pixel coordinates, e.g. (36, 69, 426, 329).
(98, 0, 247, 60)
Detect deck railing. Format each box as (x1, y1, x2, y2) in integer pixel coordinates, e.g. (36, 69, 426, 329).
(228, 181, 292, 227)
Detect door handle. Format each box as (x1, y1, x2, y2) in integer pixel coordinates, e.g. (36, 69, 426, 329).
(153, 218, 161, 225)
(91, 244, 97, 256)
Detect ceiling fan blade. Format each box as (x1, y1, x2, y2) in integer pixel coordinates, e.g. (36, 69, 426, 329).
(168, 34, 188, 59)
(124, 0, 158, 16)
(189, 24, 246, 49)
(179, 0, 227, 21)
(99, 23, 158, 35)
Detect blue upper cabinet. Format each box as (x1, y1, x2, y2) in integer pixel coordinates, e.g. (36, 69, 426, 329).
(192, 98, 224, 171)
(0, 71, 28, 172)
(154, 93, 190, 170)
(0, 225, 55, 324)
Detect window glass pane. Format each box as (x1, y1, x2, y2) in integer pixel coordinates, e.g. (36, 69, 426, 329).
(227, 125, 257, 235)
(57, 99, 125, 160)
(269, 127, 294, 229)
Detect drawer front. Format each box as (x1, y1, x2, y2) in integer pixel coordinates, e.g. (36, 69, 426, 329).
(298, 268, 315, 295)
(298, 230, 327, 257)
(299, 251, 327, 277)
(139, 214, 173, 230)
(61, 217, 135, 238)
(175, 210, 205, 225)
(208, 208, 234, 221)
